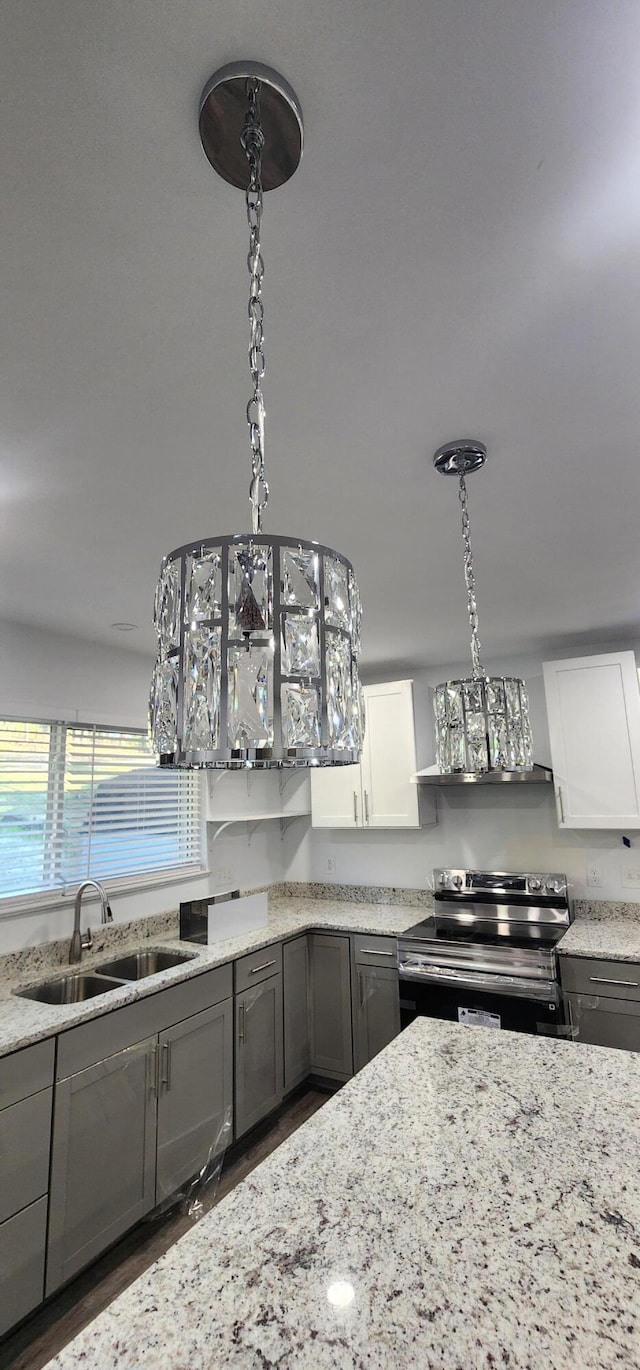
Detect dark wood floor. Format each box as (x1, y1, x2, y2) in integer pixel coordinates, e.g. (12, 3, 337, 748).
(0, 1086, 330, 1370)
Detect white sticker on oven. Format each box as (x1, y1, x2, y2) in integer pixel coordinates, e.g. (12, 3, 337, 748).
(457, 1007, 501, 1029)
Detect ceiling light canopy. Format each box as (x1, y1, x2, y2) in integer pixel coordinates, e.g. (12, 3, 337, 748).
(150, 64, 364, 768)
(432, 441, 533, 776)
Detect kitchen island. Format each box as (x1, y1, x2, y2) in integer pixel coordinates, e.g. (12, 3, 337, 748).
(44, 1018, 640, 1370)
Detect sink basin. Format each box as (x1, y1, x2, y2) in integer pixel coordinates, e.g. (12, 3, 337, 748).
(15, 973, 125, 1005)
(94, 948, 197, 981)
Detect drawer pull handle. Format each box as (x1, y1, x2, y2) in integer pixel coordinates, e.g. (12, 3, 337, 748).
(250, 960, 276, 975)
(590, 976, 639, 988)
(359, 949, 395, 957)
(238, 1003, 246, 1043)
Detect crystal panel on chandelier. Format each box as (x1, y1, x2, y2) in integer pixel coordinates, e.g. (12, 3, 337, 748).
(183, 627, 221, 751)
(229, 543, 272, 637)
(151, 534, 363, 766)
(186, 549, 222, 623)
(228, 645, 273, 750)
(434, 676, 533, 775)
(281, 547, 320, 610)
(282, 614, 320, 677)
(281, 683, 321, 748)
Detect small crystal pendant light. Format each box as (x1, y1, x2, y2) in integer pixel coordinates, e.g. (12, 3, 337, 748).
(432, 440, 533, 775)
(150, 63, 364, 768)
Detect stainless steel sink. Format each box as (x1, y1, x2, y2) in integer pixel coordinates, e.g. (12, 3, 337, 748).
(15, 973, 125, 1005)
(94, 948, 197, 980)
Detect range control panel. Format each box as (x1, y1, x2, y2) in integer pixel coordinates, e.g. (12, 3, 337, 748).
(434, 869, 568, 900)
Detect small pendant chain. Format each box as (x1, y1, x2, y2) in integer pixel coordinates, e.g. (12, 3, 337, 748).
(457, 463, 485, 680)
(241, 79, 268, 535)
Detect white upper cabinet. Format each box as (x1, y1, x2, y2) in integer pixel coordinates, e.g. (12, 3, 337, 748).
(311, 680, 435, 829)
(543, 651, 640, 828)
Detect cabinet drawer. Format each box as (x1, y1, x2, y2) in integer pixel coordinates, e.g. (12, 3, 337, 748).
(567, 993, 640, 1050)
(0, 1196, 47, 1337)
(353, 934, 398, 966)
(0, 1086, 52, 1224)
(235, 942, 282, 993)
(560, 955, 640, 1002)
(0, 1038, 55, 1111)
(57, 963, 233, 1079)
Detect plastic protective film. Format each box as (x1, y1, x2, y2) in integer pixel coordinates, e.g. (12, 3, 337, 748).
(152, 1103, 234, 1223)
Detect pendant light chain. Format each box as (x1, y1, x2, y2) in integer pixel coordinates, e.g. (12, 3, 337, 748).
(242, 79, 268, 535)
(457, 462, 485, 680)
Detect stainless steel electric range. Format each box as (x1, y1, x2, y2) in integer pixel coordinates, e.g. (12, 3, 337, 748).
(398, 869, 572, 1036)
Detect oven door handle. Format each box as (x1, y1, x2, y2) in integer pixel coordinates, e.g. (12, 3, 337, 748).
(398, 961, 559, 1003)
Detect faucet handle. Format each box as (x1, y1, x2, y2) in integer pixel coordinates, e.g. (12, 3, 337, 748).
(82, 927, 93, 952)
(105, 902, 114, 924)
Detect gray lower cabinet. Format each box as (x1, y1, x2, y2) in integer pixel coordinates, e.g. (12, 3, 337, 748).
(47, 1036, 157, 1295)
(156, 999, 233, 1202)
(309, 933, 353, 1080)
(283, 935, 311, 1092)
(0, 1196, 48, 1337)
(352, 963, 400, 1072)
(566, 993, 640, 1050)
(235, 973, 284, 1139)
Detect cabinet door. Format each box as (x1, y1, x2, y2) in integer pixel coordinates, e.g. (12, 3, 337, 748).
(543, 652, 640, 828)
(0, 1196, 48, 1337)
(235, 975, 284, 1139)
(567, 993, 640, 1050)
(47, 1037, 157, 1294)
(156, 999, 233, 1204)
(352, 964, 401, 1073)
(310, 764, 362, 828)
(283, 935, 311, 1092)
(361, 680, 420, 828)
(309, 933, 353, 1080)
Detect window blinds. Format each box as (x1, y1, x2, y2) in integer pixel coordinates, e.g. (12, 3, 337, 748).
(0, 719, 202, 901)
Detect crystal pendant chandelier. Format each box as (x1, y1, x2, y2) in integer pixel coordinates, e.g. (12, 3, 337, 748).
(150, 63, 364, 768)
(432, 441, 533, 775)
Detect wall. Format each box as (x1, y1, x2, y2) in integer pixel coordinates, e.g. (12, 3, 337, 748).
(285, 644, 640, 903)
(0, 620, 286, 953)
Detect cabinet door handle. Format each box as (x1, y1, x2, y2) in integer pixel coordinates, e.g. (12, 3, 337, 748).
(364, 790, 370, 824)
(590, 976, 639, 988)
(359, 948, 395, 957)
(238, 1002, 246, 1043)
(353, 791, 359, 825)
(250, 960, 276, 975)
(148, 1043, 158, 1096)
(160, 1041, 171, 1090)
(557, 786, 565, 823)
(358, 971, 364, 1010)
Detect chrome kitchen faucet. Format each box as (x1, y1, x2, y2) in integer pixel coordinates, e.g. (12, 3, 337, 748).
(69, 880, 113, 964)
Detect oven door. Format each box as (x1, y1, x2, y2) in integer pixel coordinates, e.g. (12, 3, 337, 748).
(399, 966, 563, 1036)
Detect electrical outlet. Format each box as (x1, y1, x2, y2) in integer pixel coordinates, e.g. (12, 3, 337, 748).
(622, 867, 640, 889)
(325, 855, 336, 875)
(587, 864, 603, 888)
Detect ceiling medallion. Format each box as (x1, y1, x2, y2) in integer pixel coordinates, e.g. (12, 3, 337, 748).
(150, 64, 364, 768)
(432, 441, 534, 776)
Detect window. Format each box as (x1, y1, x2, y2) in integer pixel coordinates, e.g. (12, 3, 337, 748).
(0, 719, 202, 903)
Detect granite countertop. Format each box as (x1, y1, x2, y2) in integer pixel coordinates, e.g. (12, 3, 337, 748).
(0, 894, 421, 1060)
(558, 900, 640, 963)
(45, 1018, 640, 1370)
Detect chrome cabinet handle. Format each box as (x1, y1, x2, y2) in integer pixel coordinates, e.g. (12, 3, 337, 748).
(557, 786, 565, 823)
(358, 971, 364, 1010)
(590, 976, 639, 988)
(160, 1041, 171, 1090)
(353, 790, 358, 824)
(148, 1043, 158, 1096)
(364, 791, 370, 824)
(359, 948, 394, 957)
(238, 1002, 246, 1043)
(250, 960, 276, 975)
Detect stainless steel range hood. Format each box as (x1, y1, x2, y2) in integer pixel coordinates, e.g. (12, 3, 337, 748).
(412, 764, 553, 786)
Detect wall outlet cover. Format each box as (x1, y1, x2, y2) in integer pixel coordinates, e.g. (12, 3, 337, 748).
(587, 864, 603, 888)
(622, 867, 640, 889)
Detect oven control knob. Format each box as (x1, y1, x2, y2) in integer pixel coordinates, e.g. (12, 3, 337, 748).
(437, 873, 446, 887)
(545, 879, 563, 895)
(452, 874, 463, 889)
(528, 877, 542, 893)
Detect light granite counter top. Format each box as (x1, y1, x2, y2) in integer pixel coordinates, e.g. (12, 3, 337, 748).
(45, 1018, 640, 1370)
(558, 899, 640, 963)
(0, 894, 421, 1060)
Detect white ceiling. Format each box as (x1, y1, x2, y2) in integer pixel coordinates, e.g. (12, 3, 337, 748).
(3, 0, 640, 674)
